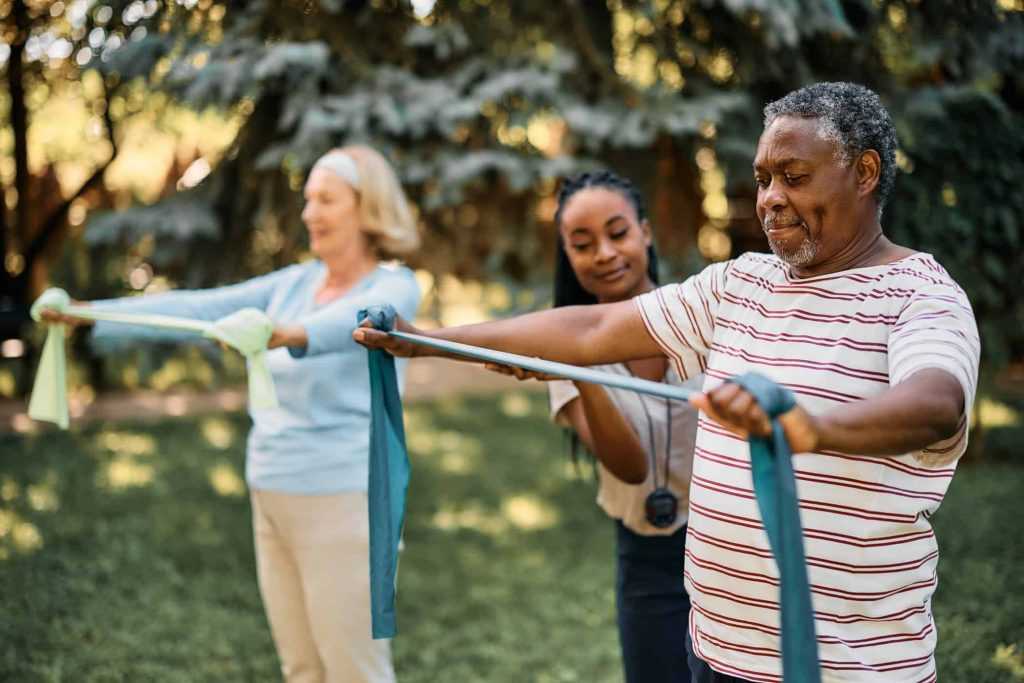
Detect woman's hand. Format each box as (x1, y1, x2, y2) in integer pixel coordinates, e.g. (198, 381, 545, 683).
(689, 381, 821, 454)
(483, 362, 561, 382)
(351, 314, 423, 358)
(267, 324, 307, 350)
(38, 302, 94, 329)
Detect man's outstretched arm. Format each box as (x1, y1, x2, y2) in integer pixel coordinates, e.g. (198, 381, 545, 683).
(352, 300, 663, 367)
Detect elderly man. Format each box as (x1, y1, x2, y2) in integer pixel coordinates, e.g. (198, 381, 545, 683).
(355, 82, 979, 682)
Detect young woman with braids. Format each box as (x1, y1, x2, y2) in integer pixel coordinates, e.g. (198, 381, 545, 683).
(488, 172, 701, 683)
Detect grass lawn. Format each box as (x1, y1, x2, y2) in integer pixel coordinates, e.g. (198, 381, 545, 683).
(1, 391, 1022, 682)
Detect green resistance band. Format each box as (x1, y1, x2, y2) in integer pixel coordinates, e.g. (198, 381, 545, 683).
(28, 287, 279, 428)
(360, 305, 820, 682)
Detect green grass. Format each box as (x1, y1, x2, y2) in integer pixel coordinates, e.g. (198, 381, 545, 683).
(0, 392, 1021, 682)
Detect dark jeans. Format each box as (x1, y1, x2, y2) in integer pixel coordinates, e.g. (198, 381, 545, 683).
(685, 628, 755, 683)
(615, 520, 691, 683)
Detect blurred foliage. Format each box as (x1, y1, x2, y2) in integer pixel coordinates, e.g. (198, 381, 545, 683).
(1, 394, 1022, 680)
(1, 0, 1022, 387)
(886, 87, 1024, 369)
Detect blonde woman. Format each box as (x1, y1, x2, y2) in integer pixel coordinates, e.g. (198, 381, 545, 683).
(44, 145, 422, 682)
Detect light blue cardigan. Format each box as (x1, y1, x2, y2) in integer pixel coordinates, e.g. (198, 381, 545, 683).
(91, 261, 420, 494)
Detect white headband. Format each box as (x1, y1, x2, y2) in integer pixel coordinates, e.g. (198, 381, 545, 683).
(312, 151, 361, 189)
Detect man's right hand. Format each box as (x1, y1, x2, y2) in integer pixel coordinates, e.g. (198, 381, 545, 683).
(352, 314, 422, 358)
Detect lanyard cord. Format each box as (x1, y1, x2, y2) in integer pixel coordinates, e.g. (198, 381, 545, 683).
(664, 398, 672, 487)
(634, 376, 672, 490)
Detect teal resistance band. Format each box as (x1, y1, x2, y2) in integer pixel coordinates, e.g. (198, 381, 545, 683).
(388, 332, 695, 402)
(360, 305, 820, 683)
(731, 374, 821, 683)
(358, 307, 411, 640)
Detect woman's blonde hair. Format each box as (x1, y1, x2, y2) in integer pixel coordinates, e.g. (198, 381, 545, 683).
(328, 145, 420, 258)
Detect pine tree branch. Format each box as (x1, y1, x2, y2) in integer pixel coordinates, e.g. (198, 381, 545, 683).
(564, 0, 635, 100)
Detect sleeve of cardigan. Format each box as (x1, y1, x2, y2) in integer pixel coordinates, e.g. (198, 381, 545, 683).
(89, 265, 304, 347)
(289, 266, 421, 359)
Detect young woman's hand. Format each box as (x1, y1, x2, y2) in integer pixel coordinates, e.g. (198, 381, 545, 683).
(351, 314, 423, 358)
(483, 362, 562, 382)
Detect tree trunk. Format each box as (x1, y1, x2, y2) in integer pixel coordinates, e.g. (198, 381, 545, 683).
(10, 0, 31, 247)
(1, 0, 32, 370)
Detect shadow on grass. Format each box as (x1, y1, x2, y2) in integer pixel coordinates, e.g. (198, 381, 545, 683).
(0, 414, 275, 682)
(1, 392, 1021, 682)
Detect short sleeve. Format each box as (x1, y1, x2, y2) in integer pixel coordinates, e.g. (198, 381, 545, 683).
(889, 281, 981, 464)
(634, 259, 731, 380)
(548, 380, 579, 428)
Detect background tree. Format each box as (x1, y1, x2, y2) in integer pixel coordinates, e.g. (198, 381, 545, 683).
(0, 0, 130, 341)
(3, 0, 1022, 395)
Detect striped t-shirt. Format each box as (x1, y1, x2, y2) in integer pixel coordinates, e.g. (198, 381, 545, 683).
(635, 251, 980, 682)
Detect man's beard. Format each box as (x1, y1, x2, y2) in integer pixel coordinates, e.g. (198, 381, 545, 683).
(763, 218, 819, 267)
(768, 233, 819, 267)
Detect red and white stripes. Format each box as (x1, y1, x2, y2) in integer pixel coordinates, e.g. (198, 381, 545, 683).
(636, 252, 980, 682)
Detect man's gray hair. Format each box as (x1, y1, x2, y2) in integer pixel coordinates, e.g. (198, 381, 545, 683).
(763, 82, 898, 215)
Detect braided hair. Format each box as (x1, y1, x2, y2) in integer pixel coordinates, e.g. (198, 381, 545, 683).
(553, 171, 660, 308)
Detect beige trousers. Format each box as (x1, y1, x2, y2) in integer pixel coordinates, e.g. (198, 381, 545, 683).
(251, 489, 395, 683)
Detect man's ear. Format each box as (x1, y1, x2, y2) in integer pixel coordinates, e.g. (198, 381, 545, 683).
(856, 149, 881, 198)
